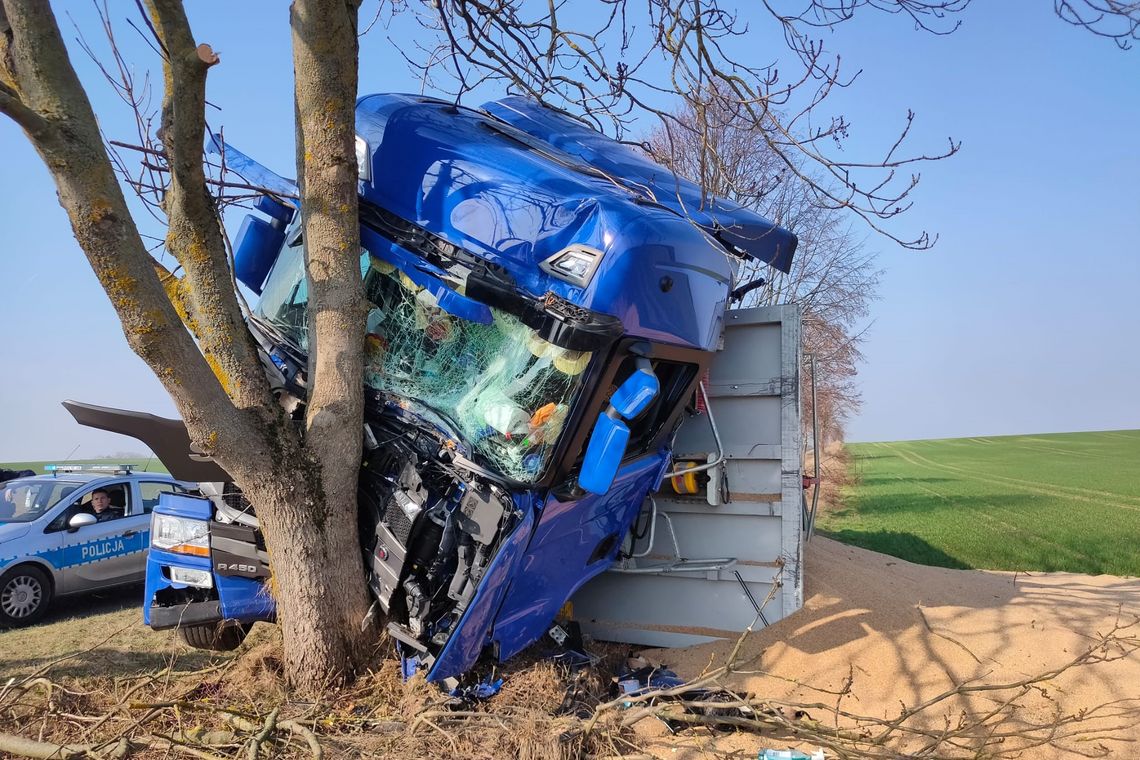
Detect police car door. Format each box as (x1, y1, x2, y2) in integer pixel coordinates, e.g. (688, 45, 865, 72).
(61, 482, 147, 592)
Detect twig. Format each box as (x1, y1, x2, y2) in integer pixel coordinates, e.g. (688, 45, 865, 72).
(0, 731, 95, 759)
(246, 707, 278, 760)
(916, 605, 983, 665)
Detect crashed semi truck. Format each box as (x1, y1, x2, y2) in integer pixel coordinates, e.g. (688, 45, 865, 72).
(65, 93, 803, 683)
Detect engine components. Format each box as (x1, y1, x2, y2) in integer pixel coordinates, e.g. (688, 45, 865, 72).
(358, 417, 513, 663)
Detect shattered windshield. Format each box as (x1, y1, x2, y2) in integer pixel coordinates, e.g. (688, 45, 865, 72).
(253, 236, 593, 482)
(0, 479, 80, 523)
(362, 258, 591, 481)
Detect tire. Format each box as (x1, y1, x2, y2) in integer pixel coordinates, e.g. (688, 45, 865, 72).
(0, 565, 52, 627)
(177, 622, 249, 651)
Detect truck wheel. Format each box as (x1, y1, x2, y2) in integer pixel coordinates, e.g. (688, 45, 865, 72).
(177, 622, 249, 651)
(0, 565, 51, 627)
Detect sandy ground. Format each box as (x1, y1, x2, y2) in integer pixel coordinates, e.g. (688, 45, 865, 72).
(637, 537, 1140, 759)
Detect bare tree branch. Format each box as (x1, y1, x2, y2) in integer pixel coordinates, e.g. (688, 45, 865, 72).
(385, 0, 971, 249)
(649, 92, 879, 440)
(1055, 0, 1140, 49)
(0, 0, 237, 439)
(145, 0, 273, 409)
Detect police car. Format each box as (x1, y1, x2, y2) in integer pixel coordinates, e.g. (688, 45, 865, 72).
(0, 465, 190, 627)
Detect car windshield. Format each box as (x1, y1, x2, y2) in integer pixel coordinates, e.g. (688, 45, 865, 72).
(0, 479, 81, 523)
(254, 238, 593, 482)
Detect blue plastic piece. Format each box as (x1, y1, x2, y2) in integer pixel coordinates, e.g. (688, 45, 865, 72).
(449, 676, 504, 701)
(617, 666, 686, 696)
(400, 654, 420, 681)
(216, 572, 275, 622)
(234, 214, 285, 294)
(268, 351, 289, 374)
(255, 194, 295, 224)
(610, 367, 660, 419)
(206, 133, 299, 204)
(579, 414, 630, 494)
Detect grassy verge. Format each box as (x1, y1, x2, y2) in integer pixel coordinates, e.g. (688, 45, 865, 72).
(817, 430, 1140, 575)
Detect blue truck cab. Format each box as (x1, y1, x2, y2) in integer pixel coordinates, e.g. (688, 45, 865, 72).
(105, 94, 796, 680)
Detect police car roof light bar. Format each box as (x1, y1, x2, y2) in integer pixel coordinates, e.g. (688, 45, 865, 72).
(45, 464, 135, 476)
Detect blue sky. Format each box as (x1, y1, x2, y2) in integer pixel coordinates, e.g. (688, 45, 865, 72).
(0, 2, 1137, 460)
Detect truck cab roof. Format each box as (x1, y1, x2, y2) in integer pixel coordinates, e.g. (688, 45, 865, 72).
(215, 93, 796, 353)
(352, 93, 793, 351)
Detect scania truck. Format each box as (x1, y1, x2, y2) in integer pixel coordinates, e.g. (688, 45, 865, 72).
(67, 93, 797, 683)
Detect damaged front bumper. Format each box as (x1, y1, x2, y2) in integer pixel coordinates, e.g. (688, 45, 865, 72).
(144, 493, 275, 632)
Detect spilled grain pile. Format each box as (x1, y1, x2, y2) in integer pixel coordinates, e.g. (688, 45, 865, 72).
(637, 537, 1140, 758)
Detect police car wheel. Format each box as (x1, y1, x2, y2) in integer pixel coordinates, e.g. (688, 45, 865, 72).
(0, 566, 51, 627)
(177, 623, 249, 651)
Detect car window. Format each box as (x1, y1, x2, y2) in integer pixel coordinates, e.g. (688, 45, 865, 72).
(139, 481, 186, 514)
(72, 483, 131, 521)
(45, 483, 130, 532)
(0, 479, 82, 524)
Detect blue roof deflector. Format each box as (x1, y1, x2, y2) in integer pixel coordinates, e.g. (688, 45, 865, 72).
(207, 133, 299, 206)
(480, 97, 797, 273)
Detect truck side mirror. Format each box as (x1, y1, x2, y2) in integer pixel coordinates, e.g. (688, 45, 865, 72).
(579, 412, 630, 494)
(578, 360, 660, 494)
(610, 363, 659, 419)
(234, 197, 295, 294)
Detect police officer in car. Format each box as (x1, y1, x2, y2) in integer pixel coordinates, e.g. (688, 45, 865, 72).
(85, 489, 123, 522)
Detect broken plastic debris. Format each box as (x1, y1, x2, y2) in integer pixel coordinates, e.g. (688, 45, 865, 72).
(448, 676, 504, 704)
(759, 750, 825, 760)
(614, 664, 687, 697)
(485, 403, 529, 437)
(400, 653, 420, 681)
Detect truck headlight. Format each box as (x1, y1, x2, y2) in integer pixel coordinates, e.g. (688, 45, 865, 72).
(151, 514, 210, 557)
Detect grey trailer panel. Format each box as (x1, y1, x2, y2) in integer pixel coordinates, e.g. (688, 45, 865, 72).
(572, 304, 803, 646)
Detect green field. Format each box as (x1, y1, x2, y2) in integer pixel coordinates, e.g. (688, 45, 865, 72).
(819, 430, 1140, 576)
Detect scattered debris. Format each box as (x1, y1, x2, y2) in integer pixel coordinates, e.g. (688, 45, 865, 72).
(615, 657, 687, 697)
(447, 675, 504, 706)
(760, 749, 825, 760)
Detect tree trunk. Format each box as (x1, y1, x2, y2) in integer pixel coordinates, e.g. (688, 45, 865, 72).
(283, 0, 377, 688)
(224, 423, 375, 691)
(1, 0, 376, 694)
